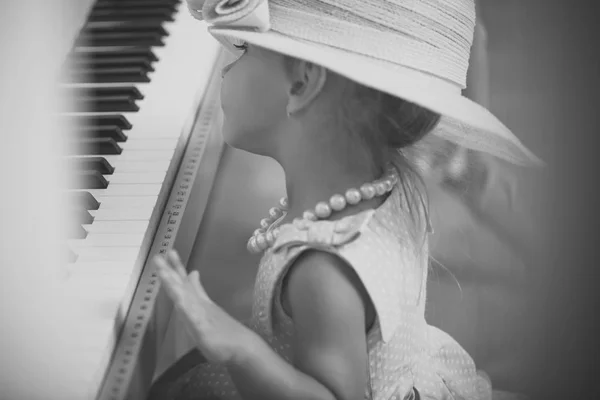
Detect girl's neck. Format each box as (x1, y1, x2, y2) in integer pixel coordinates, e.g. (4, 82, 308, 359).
(277, 154, 385, 224)
(272, 117, 385, 223)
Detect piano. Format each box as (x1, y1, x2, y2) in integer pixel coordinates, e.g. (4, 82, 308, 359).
(61, 1, 225, 398)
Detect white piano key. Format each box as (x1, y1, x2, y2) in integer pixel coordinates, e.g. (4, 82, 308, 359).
(88, 184, 162, 197)
(118, 150, 176, 160)
(89, 208, 153, 221)
(120, 138, 178, 151)
(64, 261, 136, 278)
(74, 247, 140, 262)
(105, 172, 167, 185)
(83, 221, 149, 234)
(110, 160, 171, 173)
(94, 195, 158, 209)
(68, 151, 175, 161)
(69, 234, 145, 248)
(64, 274, 130, 298)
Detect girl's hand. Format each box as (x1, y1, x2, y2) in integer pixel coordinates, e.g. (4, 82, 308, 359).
(154, 250, 253, 366)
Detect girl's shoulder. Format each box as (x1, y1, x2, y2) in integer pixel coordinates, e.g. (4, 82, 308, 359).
(254, 191, 428, 341)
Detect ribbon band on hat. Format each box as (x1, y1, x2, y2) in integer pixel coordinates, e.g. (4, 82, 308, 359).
(188, 0, 271, 31)
(188, 0, 474, 89)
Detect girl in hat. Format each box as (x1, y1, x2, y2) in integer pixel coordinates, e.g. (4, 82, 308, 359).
(151, 1, 541, 399)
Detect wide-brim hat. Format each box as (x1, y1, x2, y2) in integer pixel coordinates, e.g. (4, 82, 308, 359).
(187, 0, 542, 167)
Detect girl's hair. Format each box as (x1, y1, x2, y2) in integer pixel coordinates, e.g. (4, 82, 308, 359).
(336, 73, 441, 243)
(283, 56, 441, 242)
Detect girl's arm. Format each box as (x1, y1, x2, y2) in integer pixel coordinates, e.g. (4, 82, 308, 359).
(226, 250, 372, 400)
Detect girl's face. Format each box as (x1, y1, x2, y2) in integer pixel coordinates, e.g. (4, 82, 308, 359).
(219, 43, 290, 156)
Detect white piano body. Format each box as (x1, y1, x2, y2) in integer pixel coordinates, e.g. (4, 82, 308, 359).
(60, 1, 230, 398)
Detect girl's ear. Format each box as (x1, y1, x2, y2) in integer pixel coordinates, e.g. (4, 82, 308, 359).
(285, 60, 327, 116)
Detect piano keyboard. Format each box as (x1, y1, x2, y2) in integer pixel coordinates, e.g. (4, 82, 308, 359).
(60, 0, 224, 398)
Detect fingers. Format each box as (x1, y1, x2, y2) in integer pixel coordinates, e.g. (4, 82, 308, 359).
(167, 250, 188, 278)
(156, 251, 212, 311)
(155, 255, 185, 302)
(187, 270, 211, 303)
(155, 255, 178, 282)
(189, 270, 207, 297)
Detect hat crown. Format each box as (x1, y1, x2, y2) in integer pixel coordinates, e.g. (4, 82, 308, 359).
(268, 0, 476, 88)
(189, 0, 477, 87)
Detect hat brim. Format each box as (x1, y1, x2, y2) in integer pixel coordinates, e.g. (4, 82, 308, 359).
(209, 26, 543, 167)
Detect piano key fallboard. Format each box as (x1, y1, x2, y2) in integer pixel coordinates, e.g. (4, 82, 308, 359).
(60, 0, 224, 398)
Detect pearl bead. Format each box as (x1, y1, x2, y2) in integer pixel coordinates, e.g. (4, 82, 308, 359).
(345, 188, 362, 205)
(383, 179, 393, 191)
(303, 210, 317, 221)
(314, 202, 332, 218)
(247, 237, 258, 252)
(265, 231, 275, 245)
(256, 234, 267, 250)
(360, 183, 376, 200)
(268, 207, 281, 219)
(329, 194, 346, 211)
(375, 181, 387, 195)
(279, 197, 289, 210)
(247, 164, 399, 254)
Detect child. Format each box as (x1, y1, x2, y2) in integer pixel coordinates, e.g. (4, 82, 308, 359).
(151, 1, 541, 399)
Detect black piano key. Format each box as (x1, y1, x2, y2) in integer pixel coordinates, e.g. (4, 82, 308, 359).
(93, 2, 178, 12)
(63, 87, 141, 112)
(95, 0, 179, 6)
(96, 0, 180, 4)
(83, 22, 168, 37)
(68, 157, 115, 175)
(72, 48, 158, 63)
(78, 31, 165, 47)
(64, 86, 144, 101)
(71, 56, 155, 72)
(68, 191, 100, 211)
(72, 171, 109, 190)
(66, 114, 132, 130)
(69, 224, 88, 240)
(79, 126, 128, 142)
(88, 8, 176, 23)
(74, 208, 95, 225)
(70, 66, 150, 84)
(72, 138, 123, 155)
(79, 95, 140, 112)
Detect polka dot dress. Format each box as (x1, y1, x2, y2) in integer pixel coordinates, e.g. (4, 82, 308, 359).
(162, 187, 493, 400)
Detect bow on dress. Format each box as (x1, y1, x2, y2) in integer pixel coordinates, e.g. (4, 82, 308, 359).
(272, 211, 375, 255)
(186, 0, 271, 31)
